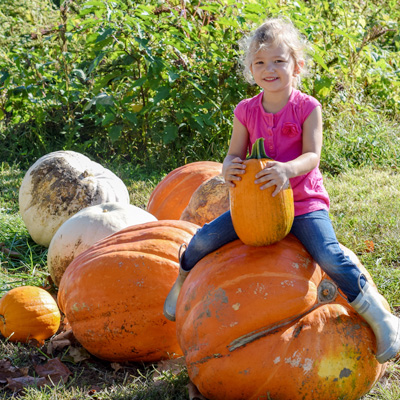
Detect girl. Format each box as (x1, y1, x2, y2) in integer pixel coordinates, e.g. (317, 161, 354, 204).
(164, 17, 400, 364)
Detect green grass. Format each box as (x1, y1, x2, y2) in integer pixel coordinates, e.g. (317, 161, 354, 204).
(321, 111, 400, 175)
(1, 162, 400, 399)
(326, 167, 400, 306)
(0, 339, 190, 399)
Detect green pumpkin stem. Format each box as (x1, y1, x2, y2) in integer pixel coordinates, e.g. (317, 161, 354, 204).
(247, 138, 271, 160)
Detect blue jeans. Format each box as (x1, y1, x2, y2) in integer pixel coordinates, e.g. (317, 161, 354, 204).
(181, 209, 366, 302)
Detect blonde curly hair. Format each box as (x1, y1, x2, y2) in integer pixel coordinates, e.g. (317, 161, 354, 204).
(239, 17, 310, 88)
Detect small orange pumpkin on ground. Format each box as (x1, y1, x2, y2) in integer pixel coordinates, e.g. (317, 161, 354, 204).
(0, 286, 60, 345)
(176, 235, 386, 400)
(230, 138, 294, 246)
(58, 220, 198, 362)
(147, 161, 222, 220)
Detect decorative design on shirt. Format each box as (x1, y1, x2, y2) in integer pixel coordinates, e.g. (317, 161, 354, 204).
(282, 122, 300, 138)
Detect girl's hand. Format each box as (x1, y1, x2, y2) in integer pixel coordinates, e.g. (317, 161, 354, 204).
(254, 161, 289, 197)
(223, 157, 246, 188)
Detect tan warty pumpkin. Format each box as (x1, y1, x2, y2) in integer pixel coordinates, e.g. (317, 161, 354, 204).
(176, 235, 387, 400)
(180, 175, 229, 226)
(58, 220, 199, 362)
(0, 286, 60, 345)
(230, 137, 294, 246)
(147, 161, 222, 220)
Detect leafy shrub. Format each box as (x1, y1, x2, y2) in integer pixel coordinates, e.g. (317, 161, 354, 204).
(0, 0, 399, 172)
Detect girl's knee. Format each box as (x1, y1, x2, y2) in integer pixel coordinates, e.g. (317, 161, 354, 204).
(188, 232, 214, 254)
(314, 244, 351, 271)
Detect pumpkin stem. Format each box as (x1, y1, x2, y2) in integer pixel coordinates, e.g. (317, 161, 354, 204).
(247, 138, 271, 160)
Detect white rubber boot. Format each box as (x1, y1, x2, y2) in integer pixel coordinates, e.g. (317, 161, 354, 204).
(350, 280, 400, 363)
(163, 244, 189, 322)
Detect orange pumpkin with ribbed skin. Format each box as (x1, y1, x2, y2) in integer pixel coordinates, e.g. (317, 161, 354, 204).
(58, 220, 198, 362)
(0, 286, 60, 344)
(176, 235, 386, 400)
(147, 161, 222, 220)
(230, 138, 294, 246)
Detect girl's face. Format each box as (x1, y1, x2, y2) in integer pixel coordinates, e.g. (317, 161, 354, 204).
(250, 43, 301, 96)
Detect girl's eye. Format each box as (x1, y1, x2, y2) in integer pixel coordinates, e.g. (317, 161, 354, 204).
(275, 60, 285, 63)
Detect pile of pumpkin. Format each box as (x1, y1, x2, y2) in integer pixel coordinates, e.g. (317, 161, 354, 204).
(0, 148, 387, 400)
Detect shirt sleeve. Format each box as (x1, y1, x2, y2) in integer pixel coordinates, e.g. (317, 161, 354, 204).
(301, 95, 322, 124)
(233, 99, 249, 127)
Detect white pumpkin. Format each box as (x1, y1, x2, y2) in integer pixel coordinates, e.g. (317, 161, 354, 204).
(19, 151, 130, 247)
(47, 202, 157, 286)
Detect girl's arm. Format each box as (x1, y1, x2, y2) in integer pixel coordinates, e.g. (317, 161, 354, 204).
(255, 106, 323, 196)
(222, 116, 249, 187)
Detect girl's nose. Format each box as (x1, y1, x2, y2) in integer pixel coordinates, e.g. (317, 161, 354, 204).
(266, 62, 275, 72)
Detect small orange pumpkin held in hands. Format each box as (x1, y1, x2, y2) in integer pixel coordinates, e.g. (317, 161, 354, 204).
(176, 235, 387, 400)
(230, 137, 294, 246)
(0, 286, 61, 345)
(58, 220, 198, 363)
(147, 161, 222, 220)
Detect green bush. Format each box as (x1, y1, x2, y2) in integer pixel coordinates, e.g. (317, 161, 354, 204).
(0, 0, 399, 171)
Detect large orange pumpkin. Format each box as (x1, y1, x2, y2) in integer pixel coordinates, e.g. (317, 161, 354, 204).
(0, 286, 60, 345)
(176, 235, 386, 400)
(58, 220, 198, 362)
(147, 161, 222, 220)
(230, 138, 294, 246)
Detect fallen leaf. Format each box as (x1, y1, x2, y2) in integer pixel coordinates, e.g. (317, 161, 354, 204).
(0, 360, 28, 383)
(87, 385, 102, 398)
(0, 245, 22, 259)
(364, 240, 374, 253)
(6, 376, 48, 392)
(19, 367, 30, 376)
(110, 362, 122, 372)
(46, 329, 76, 353)
(47, 339, 71, 353)
(34, 358, 72, 384)
(69, 346, 91, 362)
(27, 338, 44, 347)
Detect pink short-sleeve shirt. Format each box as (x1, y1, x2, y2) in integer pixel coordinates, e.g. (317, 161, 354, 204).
(234, 89, 330, 216)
